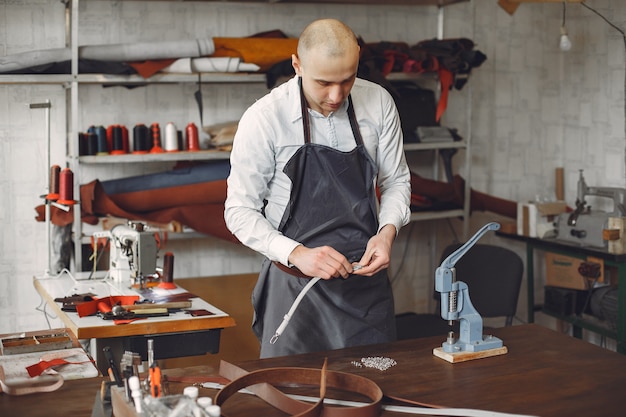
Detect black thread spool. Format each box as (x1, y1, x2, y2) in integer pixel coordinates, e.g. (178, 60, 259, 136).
(96, 128, 109, 155)
(57, 168, 75, 205)
(133, 124, 149, 153)
(111, 125, 125, 155)
(78, 132, 87, 156)
(46, 165, 61, 201)
(86, 133, 98, 155)
(158, 252, 176, 289)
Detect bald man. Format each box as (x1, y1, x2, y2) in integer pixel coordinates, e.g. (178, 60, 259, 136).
(225, 18, 411, 358)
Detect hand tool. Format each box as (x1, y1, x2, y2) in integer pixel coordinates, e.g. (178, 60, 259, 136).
(147, 339, 161, 397)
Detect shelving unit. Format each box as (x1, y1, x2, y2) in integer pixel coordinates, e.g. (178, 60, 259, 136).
(2, 0, 472, 271)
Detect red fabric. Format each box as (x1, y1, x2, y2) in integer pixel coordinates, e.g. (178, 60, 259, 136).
(436, 68, 454, 122)
(34, 174, 517, 246)
(75, 295, 140, 317)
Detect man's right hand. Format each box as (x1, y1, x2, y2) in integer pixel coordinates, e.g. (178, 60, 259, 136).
(287, 244, 354, 279)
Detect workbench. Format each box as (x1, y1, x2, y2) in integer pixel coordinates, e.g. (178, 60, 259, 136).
(497, 232, 626, 354)
(2, 324, 625, 417)
(33, 272, 237, 373)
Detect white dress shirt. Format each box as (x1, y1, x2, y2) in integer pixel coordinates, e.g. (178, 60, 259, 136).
(225, 75, 411, 266)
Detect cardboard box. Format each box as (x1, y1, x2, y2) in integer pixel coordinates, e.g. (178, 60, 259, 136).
(545, 252, 604, 290)
(517, 201, 567, 238)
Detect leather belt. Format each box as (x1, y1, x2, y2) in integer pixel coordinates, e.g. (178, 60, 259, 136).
(273, 261, 312, 279)
(216, 359, 382, 417)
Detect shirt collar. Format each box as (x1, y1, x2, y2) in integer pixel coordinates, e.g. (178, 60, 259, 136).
(288, 75, 350, 123)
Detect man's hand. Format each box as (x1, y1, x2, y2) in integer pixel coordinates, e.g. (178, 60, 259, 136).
(288, 245, 353, 280)
(353, 224, 397, 276)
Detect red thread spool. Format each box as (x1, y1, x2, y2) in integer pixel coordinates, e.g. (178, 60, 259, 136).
(186, 123, 200, 151)
(158, 252, 176, 289)
(122, 125, 129, 153)
(57, 168, 76, 205)
(150, 122, 164, 153)
(46, 165, 61, 201)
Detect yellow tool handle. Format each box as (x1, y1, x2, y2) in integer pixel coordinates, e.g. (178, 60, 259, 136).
(120, 301, 192, 311)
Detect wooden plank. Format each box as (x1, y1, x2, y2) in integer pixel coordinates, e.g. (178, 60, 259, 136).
(432, 346, 508, 363)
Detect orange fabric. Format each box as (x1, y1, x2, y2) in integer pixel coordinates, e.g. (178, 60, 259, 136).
(212, 37, 298, 72)
(128, 59, 176, 78)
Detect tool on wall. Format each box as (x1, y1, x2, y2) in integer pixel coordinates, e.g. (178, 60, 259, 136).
(432, 221, 508, 363)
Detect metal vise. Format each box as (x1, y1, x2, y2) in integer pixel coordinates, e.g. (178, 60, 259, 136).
(435, 222, 503, 353)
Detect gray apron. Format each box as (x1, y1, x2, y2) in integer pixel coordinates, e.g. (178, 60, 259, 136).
(252, 79, 396, 358)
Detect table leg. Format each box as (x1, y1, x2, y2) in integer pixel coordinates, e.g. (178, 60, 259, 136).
(527, 243, 535, 324)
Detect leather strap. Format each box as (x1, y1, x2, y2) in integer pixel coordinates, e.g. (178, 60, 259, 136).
(216, 360, 383, 417)
(0, 364, 64, 396)
(273, 261, 312, 279)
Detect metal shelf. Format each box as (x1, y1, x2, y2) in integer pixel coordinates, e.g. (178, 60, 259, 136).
(78, 150, 231, 164)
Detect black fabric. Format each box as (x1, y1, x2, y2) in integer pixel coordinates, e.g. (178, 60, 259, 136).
(389, 81, 438, 143)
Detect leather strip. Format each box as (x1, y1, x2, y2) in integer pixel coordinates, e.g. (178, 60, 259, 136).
(273, 261, 312, 278)
(0, 364, 64, 396)
(216, 360, 383, 417)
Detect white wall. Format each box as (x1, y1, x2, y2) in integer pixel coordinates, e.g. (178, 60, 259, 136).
(1, 0, 624, 343)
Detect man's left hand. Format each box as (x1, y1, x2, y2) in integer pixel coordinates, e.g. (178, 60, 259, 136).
(353, 224, 397, 276)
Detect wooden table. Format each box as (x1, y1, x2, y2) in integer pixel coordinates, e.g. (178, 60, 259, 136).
(33, 273, 236, 372)
(2, 324, 625, 416)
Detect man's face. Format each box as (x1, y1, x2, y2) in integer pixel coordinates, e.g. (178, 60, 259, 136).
(292, 47, 359, 117)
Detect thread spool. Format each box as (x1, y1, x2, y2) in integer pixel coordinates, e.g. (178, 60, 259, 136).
(57, 168, 76, 205)
(133, 124, 149, 154)
(110, 125, 125, 155)
(86, 133, 98, 155)
(149, 122, 164, 153)
(158, 252, 176, 289)
(163, 122, 179, 152)
(121, 125, 129, 153)
(177, 130, 184, 151)
(78, 133, 87, 156)
(96, 127, 109, 155)
(46, 165, 61, 201)
(186, 122, 200, 151)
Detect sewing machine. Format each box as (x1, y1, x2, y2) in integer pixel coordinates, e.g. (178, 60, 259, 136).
(433, 222, 508, 363)
(556, 170, 626, 248)
(95, 222, 158, 283)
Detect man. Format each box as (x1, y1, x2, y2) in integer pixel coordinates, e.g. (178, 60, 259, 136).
(224, 18, 411, 358)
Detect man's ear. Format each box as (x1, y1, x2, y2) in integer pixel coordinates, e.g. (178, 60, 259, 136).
(292, 54, 302, 76)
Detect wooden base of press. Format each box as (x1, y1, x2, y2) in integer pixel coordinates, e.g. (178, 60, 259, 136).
(433, 346, 508, 363)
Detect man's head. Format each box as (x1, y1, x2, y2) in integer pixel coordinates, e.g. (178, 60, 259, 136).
(292, 19, 360, 117)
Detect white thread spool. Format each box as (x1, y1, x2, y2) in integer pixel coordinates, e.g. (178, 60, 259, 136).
(164, 121, 179, 152)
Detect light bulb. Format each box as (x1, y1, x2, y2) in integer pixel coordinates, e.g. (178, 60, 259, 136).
(559, 26, 572, 51)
